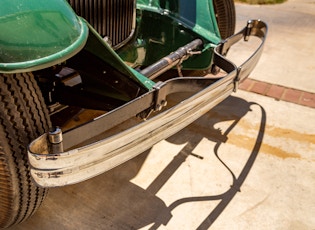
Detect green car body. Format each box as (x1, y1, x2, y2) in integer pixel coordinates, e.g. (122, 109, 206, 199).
(0, 0, 88, 72)
(0, 0, 221, 89)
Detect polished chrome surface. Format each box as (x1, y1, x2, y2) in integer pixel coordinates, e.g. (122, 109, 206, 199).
(48, 127, 63, 144)
(29, 76, 235, 187)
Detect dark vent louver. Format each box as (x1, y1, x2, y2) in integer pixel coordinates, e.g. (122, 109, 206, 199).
(68, 0, 135, 49)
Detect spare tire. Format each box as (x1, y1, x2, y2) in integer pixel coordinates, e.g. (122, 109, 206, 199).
(213, 0, 236, 39)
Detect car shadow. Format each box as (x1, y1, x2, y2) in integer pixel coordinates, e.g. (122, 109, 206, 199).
(10, 95, 266, 230)
(149, 95, 266, 229)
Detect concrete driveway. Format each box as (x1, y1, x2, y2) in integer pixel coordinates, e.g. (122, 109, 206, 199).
(9, 1, 315, 229)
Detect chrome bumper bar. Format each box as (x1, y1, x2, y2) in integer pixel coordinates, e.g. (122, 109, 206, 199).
(28, 20, 267, 187)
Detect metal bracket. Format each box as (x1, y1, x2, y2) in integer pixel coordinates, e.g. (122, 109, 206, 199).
(217, 39, 229, 56)
(233, 67, 242, 92)
(136, 81, 168, 120)
(48, 127, 64, 153)
(244, 20, 254, 41)
(152, 81, 168, 111)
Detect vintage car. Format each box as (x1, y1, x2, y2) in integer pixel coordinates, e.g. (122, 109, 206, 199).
(0, 0, 267, 228)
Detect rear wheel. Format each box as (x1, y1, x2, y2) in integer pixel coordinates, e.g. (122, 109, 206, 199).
(211, 0, 236, 74)
(0, 72, 51, 228)
(213, 0, 236, 39)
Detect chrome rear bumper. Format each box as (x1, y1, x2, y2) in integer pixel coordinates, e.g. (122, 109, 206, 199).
(28, 20, 267, 187)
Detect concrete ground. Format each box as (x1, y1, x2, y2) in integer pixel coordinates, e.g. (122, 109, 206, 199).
(233, 0, 315, 93)
(9, 1, 315, 229)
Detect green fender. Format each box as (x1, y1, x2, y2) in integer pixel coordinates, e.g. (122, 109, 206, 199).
(0, 0, 88, 73)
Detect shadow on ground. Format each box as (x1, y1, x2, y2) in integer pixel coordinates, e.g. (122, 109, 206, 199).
(11, 95, 266, 230)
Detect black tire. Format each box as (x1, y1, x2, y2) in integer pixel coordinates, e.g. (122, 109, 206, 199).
(213, 0, 236, 39)
(0, 72, 51, 228)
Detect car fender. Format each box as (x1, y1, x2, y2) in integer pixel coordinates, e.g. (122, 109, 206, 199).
(0, 0, 88, 73)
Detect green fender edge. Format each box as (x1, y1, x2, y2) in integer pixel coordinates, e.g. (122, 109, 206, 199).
(0, 0, 88, 73)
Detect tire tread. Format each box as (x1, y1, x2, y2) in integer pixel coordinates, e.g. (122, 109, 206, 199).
(0, 73, 51, 228)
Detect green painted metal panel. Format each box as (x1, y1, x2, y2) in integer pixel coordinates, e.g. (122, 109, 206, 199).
(84, 24, 155, 90)
(0, 0, 88, 73)
(118, 0, 221, 70)
(136, 0, 221, 42)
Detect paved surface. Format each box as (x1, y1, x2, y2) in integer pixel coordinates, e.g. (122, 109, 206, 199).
(8, 1, 315, 229)
(232, 0, 315, 93)
(239, 78, 315, 108)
